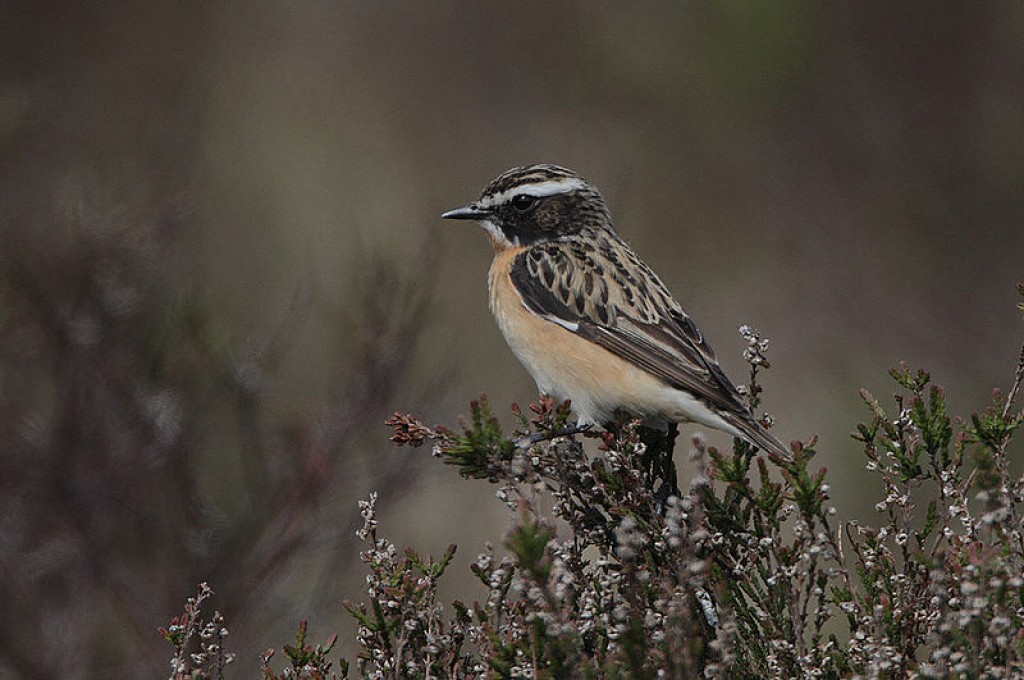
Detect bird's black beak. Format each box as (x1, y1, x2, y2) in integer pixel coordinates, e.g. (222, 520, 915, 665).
(441, 203, 490, 220)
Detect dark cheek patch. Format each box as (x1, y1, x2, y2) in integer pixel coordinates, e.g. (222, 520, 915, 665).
(535, 204, 560, 233)
(498, 194, 581, 245)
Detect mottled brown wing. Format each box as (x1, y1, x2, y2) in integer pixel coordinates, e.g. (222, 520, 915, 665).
(510, 237, 749, 416)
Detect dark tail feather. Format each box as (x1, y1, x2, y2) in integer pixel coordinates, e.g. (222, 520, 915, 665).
(720, 412, 790, 460)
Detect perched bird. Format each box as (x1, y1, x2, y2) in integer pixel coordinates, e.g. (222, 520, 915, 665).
(443, 164, 788, 458)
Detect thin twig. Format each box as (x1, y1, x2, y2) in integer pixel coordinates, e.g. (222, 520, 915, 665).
(1001, 340, 1024, 421)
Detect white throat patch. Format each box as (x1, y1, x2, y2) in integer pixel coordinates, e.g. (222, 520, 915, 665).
(479, 218, 518, 248)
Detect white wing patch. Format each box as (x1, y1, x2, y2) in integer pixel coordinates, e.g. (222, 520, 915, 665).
(543, 314, 580, 332)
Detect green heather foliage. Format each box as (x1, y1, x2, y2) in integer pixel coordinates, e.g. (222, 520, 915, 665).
(165, 289, 1024, 679)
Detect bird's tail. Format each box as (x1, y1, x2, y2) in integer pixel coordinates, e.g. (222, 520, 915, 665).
(719, 412, 791, 460)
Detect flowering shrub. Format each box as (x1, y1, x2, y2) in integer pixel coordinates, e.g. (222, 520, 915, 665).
(164, 287, 1024, 678)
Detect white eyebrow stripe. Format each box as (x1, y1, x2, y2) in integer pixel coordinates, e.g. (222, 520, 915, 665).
(480, 177, 586, 208)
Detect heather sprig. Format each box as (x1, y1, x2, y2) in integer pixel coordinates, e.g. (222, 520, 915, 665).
(159, 583, 235, 680)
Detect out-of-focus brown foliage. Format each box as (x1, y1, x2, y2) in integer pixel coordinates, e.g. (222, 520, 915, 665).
(1, 2, 1023, 676)
(0, 214, 433, 677)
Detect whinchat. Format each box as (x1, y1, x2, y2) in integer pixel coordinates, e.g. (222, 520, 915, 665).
(443, 164, 788, 458)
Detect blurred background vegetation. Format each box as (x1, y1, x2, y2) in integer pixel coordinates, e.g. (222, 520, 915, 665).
(1, 2, 1022, 676)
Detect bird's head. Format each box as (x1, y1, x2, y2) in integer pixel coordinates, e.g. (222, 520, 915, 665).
(442, 164, 612, 249)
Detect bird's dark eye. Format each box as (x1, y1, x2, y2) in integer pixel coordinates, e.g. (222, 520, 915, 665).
(510, 194, 538, 211)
